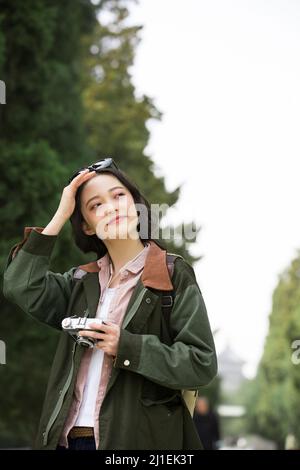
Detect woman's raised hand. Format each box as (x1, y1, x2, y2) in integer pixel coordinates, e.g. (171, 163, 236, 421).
(55, 169, 96, 222)
(42, 169, 96, 236)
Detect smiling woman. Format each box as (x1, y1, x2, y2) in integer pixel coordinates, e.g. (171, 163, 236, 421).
(3, 157, 217, 450)
(70, 160, 154, 259)
(80, 178, 135, 241)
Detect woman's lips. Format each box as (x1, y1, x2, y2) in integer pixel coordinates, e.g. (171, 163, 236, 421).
(107, 215, 127, 225)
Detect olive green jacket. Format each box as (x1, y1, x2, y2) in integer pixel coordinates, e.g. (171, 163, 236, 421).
(3, 227, 218, 450)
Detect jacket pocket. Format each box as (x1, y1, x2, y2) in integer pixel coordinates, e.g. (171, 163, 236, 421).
(140, 391, 181, 407)
(137, 393, 183, 449)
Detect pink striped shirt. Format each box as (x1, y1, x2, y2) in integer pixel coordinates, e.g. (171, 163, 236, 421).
(59, 242, 151, 448)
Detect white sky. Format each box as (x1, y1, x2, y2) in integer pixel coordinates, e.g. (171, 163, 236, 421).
(124, 0, 300, 378)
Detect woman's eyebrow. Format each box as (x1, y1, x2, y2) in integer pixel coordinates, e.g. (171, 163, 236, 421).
(86, 186, 125, 207)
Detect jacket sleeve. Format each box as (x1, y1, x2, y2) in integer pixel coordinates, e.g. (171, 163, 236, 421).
(2, 227, 76, 330)
(114, 259, 218, 390)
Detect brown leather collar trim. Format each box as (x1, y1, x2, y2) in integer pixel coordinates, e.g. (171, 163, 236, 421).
(141, 240, 173, 291)
(77, 260, 101, 273)
(78, 240, 173, 291)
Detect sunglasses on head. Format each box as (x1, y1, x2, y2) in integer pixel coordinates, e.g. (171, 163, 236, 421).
(68, 157, 119, 184)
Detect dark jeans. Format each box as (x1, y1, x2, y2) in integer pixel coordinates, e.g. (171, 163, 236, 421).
(56, 436, 96, 451)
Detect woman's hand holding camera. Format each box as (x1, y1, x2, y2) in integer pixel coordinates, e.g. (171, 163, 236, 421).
(79, 321, 120, 357)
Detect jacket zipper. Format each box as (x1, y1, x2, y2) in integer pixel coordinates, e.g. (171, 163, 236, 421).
(42, 342, 77, 446)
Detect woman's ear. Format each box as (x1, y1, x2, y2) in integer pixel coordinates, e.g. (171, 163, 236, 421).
(82, 220, 95, 236)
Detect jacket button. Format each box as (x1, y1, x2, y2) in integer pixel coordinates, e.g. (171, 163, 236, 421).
(146, 297, 151, 304)
(123, 359, 130, 366)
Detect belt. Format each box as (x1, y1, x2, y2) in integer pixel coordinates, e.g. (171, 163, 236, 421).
(68, 426, 94, 439)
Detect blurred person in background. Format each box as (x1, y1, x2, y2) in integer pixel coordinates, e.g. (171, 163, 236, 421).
(193, 396, 220, 450)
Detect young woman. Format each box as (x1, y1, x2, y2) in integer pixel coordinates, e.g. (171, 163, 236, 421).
(3, 158, 217, 450)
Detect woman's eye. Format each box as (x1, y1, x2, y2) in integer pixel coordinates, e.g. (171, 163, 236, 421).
(90, 193, 125, 210)
(91, 203, 101, 210)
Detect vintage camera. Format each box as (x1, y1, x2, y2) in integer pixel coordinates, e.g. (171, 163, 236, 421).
(61, 316, 105, 348)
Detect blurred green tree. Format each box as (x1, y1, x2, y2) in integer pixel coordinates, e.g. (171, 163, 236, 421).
(0, 0, 98, 446)
(246, 255, 300, 448)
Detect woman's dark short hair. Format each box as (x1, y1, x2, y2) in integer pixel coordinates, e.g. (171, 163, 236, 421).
(70, 166, 160, 258)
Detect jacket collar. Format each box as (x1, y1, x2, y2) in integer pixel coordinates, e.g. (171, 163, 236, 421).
(78, 240, 173, 291)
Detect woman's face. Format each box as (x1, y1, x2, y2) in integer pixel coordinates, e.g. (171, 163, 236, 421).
(80, 173, 139, 241)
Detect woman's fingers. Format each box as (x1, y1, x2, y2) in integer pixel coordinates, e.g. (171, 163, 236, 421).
(78, 330, 106, 340)
(70, 169, 96, 188)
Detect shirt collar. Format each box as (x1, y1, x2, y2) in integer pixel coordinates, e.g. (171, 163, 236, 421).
(97, 242, 151, 276)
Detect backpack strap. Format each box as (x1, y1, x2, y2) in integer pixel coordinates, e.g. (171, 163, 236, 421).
(160, 253, 181, 344)
(160, 254, 199, 413)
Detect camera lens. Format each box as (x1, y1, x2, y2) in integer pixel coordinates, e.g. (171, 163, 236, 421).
(77, 336, 95, 348)
(62, 318, 71, 328)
